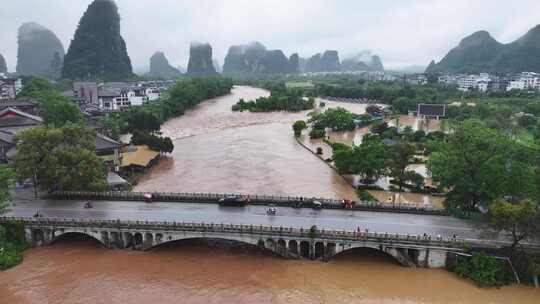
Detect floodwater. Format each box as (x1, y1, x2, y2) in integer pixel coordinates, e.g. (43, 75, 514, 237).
(1, 238, 539, 304)
(135, 86, 359, 200)
(3, 89, 539, 303)
(135, 87, 441, 206)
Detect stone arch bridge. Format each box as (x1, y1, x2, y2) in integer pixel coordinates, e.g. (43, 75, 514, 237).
(5, 217, 466, 268)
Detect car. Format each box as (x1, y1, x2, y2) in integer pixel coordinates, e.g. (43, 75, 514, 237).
(266, 204, 277, 215)
(312, 200, 322, 210)
(144, 193, 153, 203)
(218, 196, 247, 207)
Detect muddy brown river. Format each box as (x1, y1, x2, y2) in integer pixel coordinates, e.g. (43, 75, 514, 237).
(2, 86, 539, 303)
(1, 238, 538, 304)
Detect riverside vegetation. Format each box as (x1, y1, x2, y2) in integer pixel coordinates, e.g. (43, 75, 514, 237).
(0, 166, 28, 270)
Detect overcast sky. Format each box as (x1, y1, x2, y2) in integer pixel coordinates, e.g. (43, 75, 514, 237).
(1, 0, 540, 72)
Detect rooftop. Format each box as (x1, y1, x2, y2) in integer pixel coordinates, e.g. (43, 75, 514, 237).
(0, 107, 43, 128)
(417, 104, 446, 117)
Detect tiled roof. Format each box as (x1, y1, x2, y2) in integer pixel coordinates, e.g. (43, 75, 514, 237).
(0, 107, 43, 127)
(0, 130, 15, 145)
(95, 133, 122, 151)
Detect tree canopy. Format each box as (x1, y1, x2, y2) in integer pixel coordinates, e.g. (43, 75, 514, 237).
(428, 119, 538, 211)
(309, 107, 357, 131)
(0, 166, 13, 215)
(489, 198, 539, 254)
(12, 123, 107, 192)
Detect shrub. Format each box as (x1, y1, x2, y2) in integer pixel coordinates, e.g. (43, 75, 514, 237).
(309, 128, 326, 139)
(356, 189, 378, 202)
(292, 120, 307, 136)
(454, 252, 505, 287)
(316, 147, 323, 155)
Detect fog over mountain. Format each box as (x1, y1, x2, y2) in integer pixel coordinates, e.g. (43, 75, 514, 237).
(148, 51, 182, 79)
(16, 22, 64, 77)
(1, 0, 540, 71)
(187, 42, 217, 76)
(426, 25, 540, 74)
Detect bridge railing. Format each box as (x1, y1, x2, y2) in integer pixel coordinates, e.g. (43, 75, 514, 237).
(1, 216, 464, 249)
(49, 191, 447, 215)
(322, 96, 382, 104)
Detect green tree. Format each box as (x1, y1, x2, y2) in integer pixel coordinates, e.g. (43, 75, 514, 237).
(392, 97, 417, 114)
(388, 141, 416, 191)
(292, 120, 307, 136)
(309, 128, 326, 139)
(12, 123, 106, 192)
(428, 119, 537, 211)
(489, 198, 539, 254)
(0, 166, 13, 215)
(41, 94, 83, 126)
(17, 77, 56, 99)
(126, 109, 161, 133)
(309, 107, 356, 131)
(455, 252, 504, 287)
(333, 137, 389, 181)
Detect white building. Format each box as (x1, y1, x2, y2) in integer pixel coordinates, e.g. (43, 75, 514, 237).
(77, 82, 156, 111)
(506, 72, 540, 92)
(145, 87, 160, 101)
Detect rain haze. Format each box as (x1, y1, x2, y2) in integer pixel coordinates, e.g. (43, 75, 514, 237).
(1, 0, 540, 72)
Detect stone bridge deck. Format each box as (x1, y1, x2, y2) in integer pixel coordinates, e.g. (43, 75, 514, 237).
(50, 191, 448, 215)
(2, 217, 466, 268)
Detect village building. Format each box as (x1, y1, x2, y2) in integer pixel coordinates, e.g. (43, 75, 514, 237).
(0, 77, 23, 100)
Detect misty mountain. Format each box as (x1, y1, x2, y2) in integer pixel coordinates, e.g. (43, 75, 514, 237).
(223, 42, 299, 75)
(0, 53, 6, 73)
(62, 0, 133, 80)
(426, 25, 540, 74)
(187, 42, 217, 76)
(16, 22, 65, 77)
(340, 51, 384, 72)
(305, 50, 341, 72)
(213, 59, 222, 73)
(148, 51, 182, 79)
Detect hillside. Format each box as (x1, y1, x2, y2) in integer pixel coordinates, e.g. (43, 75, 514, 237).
(426, 25, 540, 74)
(223, 42, 298, 75)
(62, 0, 133, 80)
(16, 22, 65, 77)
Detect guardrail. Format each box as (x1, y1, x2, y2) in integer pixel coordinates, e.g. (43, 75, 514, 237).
(48, 191, 448, 215)
(321, 96, 382, 104)
(1, 216, 464, 249)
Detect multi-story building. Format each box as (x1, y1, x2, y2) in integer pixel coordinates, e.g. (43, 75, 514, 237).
(74, 82, 163, 112)
(145, 87, 161, 101)
(507, 72, 540, 92)
(0, 77, 22, 100)
(73, 82, 99, 105)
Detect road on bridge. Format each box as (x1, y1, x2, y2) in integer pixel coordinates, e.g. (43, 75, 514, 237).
(6, 199, 484, 239)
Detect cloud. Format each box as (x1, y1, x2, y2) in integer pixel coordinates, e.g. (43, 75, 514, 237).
(0, 0, 539, 72)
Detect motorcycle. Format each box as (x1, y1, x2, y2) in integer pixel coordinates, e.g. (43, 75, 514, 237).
(84, 202, 93, 209)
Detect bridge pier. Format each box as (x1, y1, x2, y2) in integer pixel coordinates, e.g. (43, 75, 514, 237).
(17, 219, 462, 269)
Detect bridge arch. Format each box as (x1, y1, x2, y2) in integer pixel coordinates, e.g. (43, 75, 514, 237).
(328, 243, 415, 266)
(50, 231, 107, 247)
(143, 235, 288, 258)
